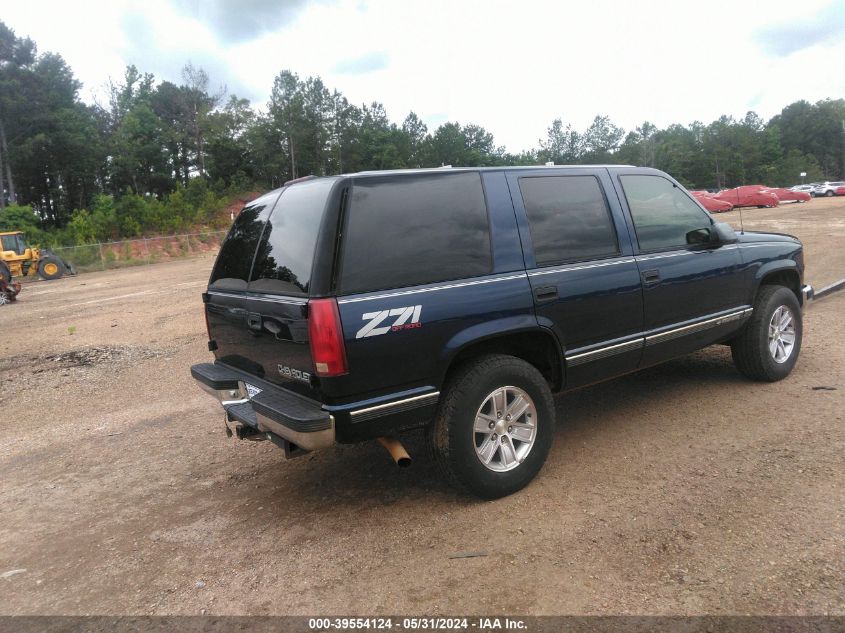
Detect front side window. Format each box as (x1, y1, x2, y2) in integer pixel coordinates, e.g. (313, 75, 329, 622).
(1, 235, 16, 252)
(620, 175, 712, 251)
(519, 175, 619, 265)
(340, 172, 491, 294)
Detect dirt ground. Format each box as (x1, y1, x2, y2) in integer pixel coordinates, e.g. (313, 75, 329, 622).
(0, 198, 843, 616)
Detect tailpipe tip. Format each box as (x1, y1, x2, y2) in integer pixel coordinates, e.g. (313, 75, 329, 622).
(377, 437, 412, 468)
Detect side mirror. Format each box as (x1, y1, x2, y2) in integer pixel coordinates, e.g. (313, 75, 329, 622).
(711, 222, 738, 244)
(685, 228, 712, 245)
(686, 222, 737, 246)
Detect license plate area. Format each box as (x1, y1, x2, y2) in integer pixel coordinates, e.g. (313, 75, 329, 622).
(240, 382, 263, 400)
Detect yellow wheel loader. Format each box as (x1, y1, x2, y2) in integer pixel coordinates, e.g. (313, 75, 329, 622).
(0, 231, 75, 282)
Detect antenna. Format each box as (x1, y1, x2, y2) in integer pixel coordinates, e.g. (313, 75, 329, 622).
(736, 187, 744, 234)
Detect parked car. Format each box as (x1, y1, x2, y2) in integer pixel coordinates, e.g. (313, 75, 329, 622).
(790, 184, 816, 195)
(762, 188, 812, 203)
(191, 166, 812, 498)
(812, 181, 845, 197)
(690, 190, 734, 212)
(714, 186, 780, 208)
(836, 186, 845, 196)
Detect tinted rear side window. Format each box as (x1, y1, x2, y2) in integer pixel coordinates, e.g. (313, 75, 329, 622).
(249, 179, 335, 296)
(519, 175, 618, 265)
(340, 173, 491, 294)
(209, 191, 280, 291)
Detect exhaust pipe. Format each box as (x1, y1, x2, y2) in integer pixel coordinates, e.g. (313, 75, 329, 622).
(378, 437, 412, 468)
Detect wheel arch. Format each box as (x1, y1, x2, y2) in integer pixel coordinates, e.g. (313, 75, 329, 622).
(754, 263, 801, 305)
(440, 320, 564, 392)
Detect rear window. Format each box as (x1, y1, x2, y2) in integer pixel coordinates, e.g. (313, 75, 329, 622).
(249, 179, 336, 296)
(209, 191, 280, 291)
(339, 172, 492, 294)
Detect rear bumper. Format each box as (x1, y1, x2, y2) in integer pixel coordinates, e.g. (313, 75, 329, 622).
(191, 362, 334, 451)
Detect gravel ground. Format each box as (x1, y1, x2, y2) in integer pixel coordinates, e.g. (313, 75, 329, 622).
(0, 199, 843, 616)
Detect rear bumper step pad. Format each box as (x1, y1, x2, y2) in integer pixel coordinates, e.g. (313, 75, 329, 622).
(191, 363, 240, 391)
(191, 362, 334, 451)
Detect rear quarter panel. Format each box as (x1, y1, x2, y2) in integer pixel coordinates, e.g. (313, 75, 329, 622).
(324, 171, 536, 406)
(332, 273, 536, 404)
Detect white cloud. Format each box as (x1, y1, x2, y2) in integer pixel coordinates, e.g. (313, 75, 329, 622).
(2, 0, 843, 151)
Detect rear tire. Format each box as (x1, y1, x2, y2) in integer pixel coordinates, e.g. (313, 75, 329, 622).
(731, 285, 802, 382)
(0, 261, 10, 284)
(825, 190, 834, 197)
(37, 256, 64, 280)
(427, 354, 555, 499)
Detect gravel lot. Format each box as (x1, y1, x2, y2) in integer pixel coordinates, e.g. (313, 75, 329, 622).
(1, 197, 843, 616)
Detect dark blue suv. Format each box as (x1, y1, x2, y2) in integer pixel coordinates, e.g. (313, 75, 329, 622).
(191, 166, 813, 498)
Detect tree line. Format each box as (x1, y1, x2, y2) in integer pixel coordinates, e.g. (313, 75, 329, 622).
(1, 20, 844, 247)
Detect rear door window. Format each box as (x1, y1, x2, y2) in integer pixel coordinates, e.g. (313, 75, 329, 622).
(248, 179, 336, 296)
(209, 191, 280, 291)
(340, 172, 492, 294)
(519, 175, 619, 265)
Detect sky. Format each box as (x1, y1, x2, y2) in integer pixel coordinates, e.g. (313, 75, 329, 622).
(2, 0, 844, 152)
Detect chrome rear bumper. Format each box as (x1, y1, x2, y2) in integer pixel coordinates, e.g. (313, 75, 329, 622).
(191, 362, 335, 452)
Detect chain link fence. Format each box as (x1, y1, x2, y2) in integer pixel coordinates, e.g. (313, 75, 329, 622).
(50, 230, 228, 274)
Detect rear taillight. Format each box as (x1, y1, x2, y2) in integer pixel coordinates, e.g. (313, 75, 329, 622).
(308, 298, 348, 377)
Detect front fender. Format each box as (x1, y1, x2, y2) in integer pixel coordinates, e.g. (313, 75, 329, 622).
(752, 259, 799, 287)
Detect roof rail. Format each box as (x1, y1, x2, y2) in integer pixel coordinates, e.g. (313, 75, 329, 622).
(284, 175, 318, 186)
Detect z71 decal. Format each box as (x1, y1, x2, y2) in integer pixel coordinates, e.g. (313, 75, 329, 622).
(356, 305, 423, 339)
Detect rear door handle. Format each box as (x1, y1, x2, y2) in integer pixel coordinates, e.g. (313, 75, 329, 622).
(641, 269, 661, 285)
(533, 285, 559, 302)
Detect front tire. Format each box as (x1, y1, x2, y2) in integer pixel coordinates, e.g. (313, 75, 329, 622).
(38, 256, 64, 280)
(0, 261, 10, 284)
(427, 354, 555, 499)
(731, 285, 803, 381)
(825, 190, 834, 197)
